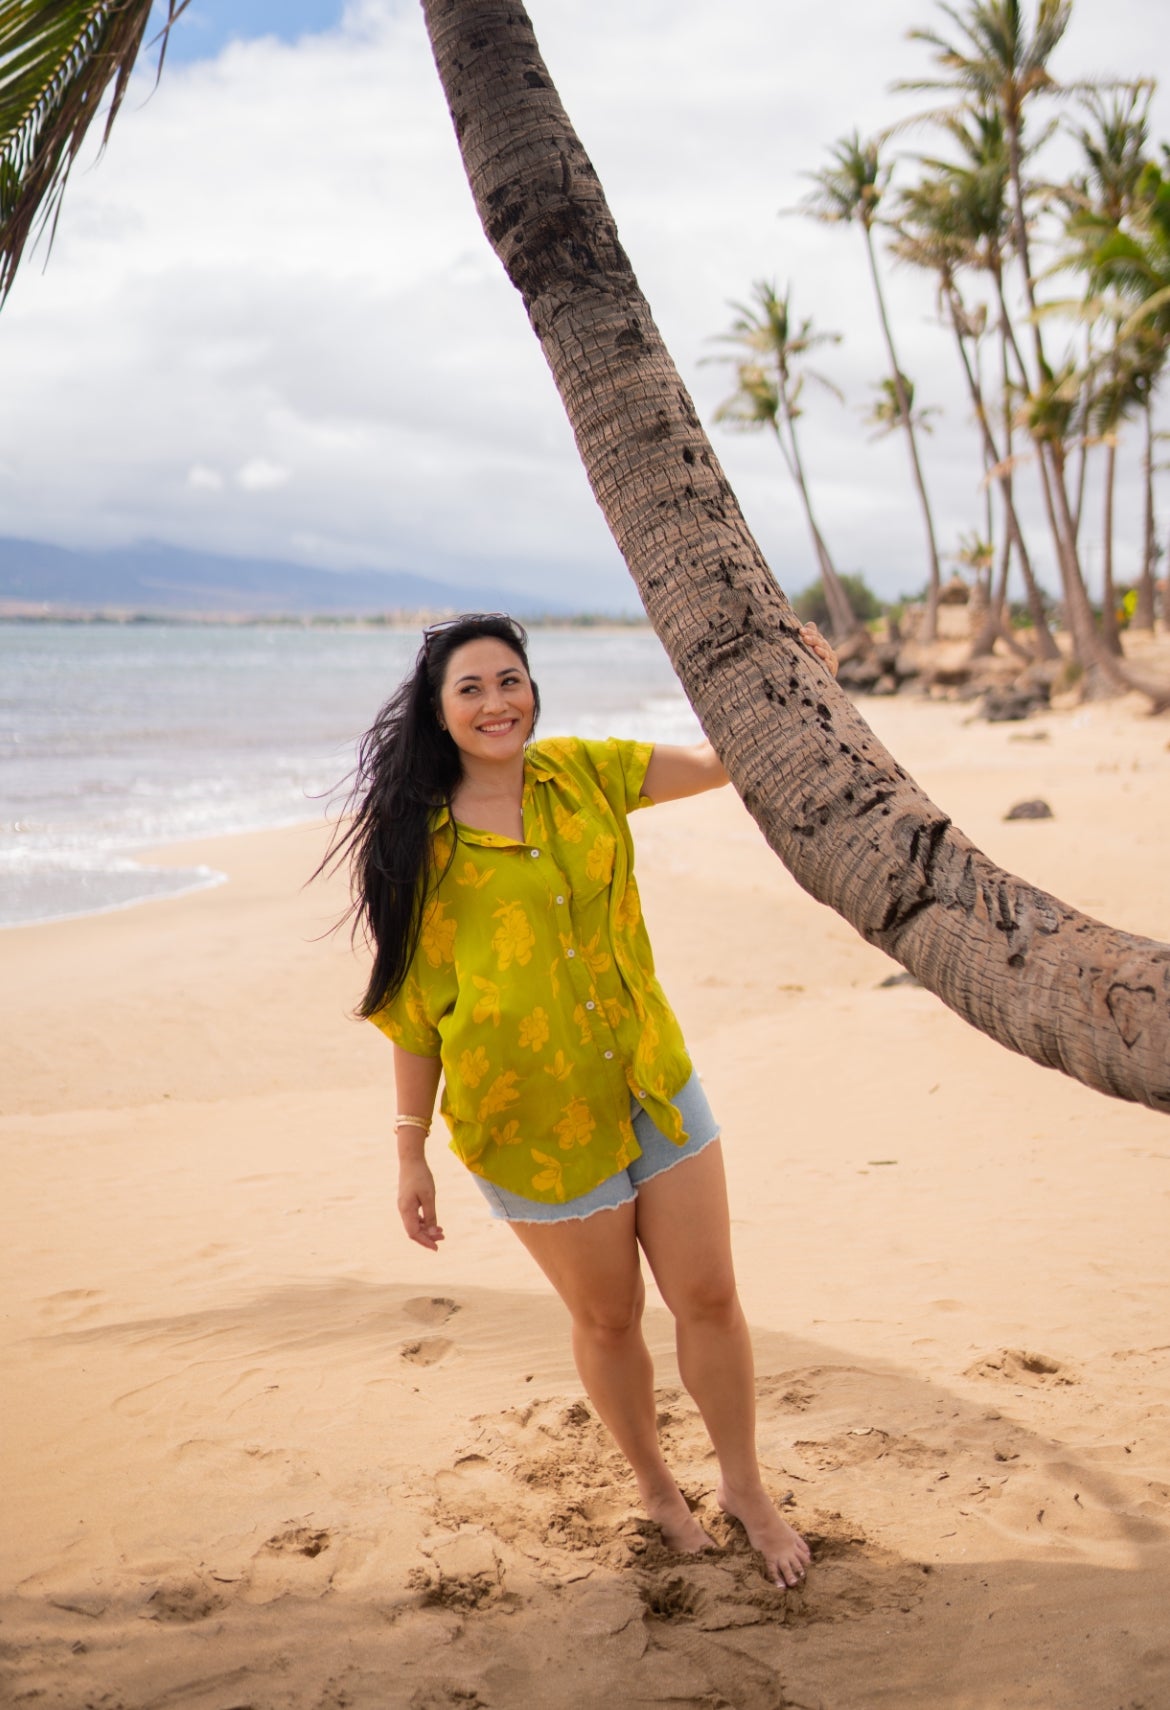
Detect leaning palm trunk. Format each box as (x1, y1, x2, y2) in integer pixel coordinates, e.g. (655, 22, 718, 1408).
(421, 0, 1170, 1114)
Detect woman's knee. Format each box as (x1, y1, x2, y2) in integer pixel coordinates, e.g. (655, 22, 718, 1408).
(664, 1267, 740, 1329)
(571, 1273, 646, 1341)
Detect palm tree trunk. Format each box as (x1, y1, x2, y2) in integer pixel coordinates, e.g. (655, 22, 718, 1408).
(420, 0, 1170, 1113)
(773, 401, 859, 641)
(1000, 118, 1127, 691)
(945, 282, 1059, 659)
(1133, 399, 1158, 634)
(862, 225, 942, 643)
(1034, 434, 1126, 696)
(970, 529, 1028, 661)
(1100, 436, 1124, 656)
(1069, 329, 1093, 546)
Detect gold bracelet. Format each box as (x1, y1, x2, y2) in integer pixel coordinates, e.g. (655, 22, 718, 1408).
(395, 1114, 432, 1133)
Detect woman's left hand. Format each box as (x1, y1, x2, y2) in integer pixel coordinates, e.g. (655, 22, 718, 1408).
(799, 622, 838, 678)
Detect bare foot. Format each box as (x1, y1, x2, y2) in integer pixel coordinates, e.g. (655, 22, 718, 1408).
(717, 1479, 811, 1589)
(640, 1479, 716, 1555)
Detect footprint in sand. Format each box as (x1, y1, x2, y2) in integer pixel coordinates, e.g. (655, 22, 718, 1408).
(145, 1576, 228, 1623)
(966, 1349, 1077, 1387)
(263, 1525, 331, 1558)
(401, 1337, 454, 1366)
(403, 1296, 461, 1326)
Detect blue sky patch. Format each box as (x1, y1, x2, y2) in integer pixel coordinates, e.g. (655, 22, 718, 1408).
(147, 1, 349, 65)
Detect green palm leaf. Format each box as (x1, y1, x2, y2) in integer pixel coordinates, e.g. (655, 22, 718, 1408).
(0, 0, 188, 300)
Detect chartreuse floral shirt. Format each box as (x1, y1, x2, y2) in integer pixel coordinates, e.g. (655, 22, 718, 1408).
(371, 736, 693, 1203)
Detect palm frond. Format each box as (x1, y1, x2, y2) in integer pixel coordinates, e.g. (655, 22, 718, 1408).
(0, 0, 189, 301)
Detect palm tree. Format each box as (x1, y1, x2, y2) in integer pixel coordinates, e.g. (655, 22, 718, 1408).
(863, 371, 940, 441)
(800, 132, 945, 640)
(891, 117, 1061, 657)
(4, 0, 1170, 1113)
(708, 282, 860, 640)
(1077, 330, 1161, 653)
(0, 1, 188, 300)
(1058, 88, 1158, 643)
(1071, 151, 1170, 633)
(896, 0, 1141, 697)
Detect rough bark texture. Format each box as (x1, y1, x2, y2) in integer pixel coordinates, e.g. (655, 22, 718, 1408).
(421, 0, 1170, 1116)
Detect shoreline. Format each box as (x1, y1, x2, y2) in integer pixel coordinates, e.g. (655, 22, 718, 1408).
(6, 686, 1167, 934)
(0, 608, 652, 628)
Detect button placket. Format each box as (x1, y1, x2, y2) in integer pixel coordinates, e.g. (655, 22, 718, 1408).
(551, 855, 622, 1072)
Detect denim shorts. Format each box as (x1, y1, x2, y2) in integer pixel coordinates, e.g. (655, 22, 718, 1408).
(471, 1071, 720, 1224)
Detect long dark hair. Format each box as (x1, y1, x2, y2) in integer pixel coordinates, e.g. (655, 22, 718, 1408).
(321, 613, 540, 1017)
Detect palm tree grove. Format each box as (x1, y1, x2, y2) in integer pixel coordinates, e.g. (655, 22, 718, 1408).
(2, 0, 1169, 1116)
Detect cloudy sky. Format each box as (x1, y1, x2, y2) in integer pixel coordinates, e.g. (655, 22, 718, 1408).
(0, 0, 1165, 612)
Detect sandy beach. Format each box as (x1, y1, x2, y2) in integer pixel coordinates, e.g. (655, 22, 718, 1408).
(3, 693, 1170, 1709)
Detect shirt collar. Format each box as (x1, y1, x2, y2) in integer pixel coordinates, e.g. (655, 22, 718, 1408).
(430, 745, 554, 839)
(523, 742, 557, 782)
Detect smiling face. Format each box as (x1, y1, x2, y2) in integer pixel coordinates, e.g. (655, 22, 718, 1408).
(436, 636, 536, 769)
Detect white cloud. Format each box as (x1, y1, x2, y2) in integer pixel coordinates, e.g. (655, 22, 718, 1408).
(0, 0, 1165, 610)
(236, 457, 291, 492)
(186, 463, 224, 491)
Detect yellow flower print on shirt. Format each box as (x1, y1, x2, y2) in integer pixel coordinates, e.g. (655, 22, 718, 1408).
(531, 1149, 566, 1200)
(420, 900, 456, 967)
(552, 800, 587, 843)
(585, 833, 616, 884)
(478, 1070, 521, 1123)
(615, 882, 642, 932)
(518, 1007, 550, 1052)
(580, 931, 612, 978)
(554, 1096, 595, 1151)
(400, 975, 428, 1033)
(613, 1117, 638, 1172)
(472, 975, 502, 1026)
(492, 901, 535, 970)
(455, 860, 495, 889)
(459, 1044, 491, 1088)
(370, 736, 694, 1204)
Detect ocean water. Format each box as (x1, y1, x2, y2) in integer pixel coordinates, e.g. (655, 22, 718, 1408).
(0, 623, 701, 927)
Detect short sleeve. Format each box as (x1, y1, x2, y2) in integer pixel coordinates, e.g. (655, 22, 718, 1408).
(369, 967, 442, 1057)
(578, 737, 654, 815)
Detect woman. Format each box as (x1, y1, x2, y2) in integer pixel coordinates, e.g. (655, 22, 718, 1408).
(333, 612, 836, 1589)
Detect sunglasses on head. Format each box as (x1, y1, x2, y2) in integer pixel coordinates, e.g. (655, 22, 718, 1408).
(422, 613, 528, 655)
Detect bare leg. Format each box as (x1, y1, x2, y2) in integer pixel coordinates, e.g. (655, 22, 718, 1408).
(635, 1141, 811, 1589)
(509, 1202, 712, 1553)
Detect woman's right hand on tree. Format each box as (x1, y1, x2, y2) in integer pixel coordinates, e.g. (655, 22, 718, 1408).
(398, 1158, 444, 1251)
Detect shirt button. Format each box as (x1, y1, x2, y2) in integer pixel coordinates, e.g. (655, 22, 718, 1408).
(566, 949, 575, 959)
(604, 1050, 614, 1060)
(530, 848, 540, 859)
(636, 1088, 646, 1099)
(555, 895, 565, 905)
(585, 1001, 595, 1011)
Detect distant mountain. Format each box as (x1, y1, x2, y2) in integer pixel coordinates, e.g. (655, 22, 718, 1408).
(0, 537, 573, 618)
